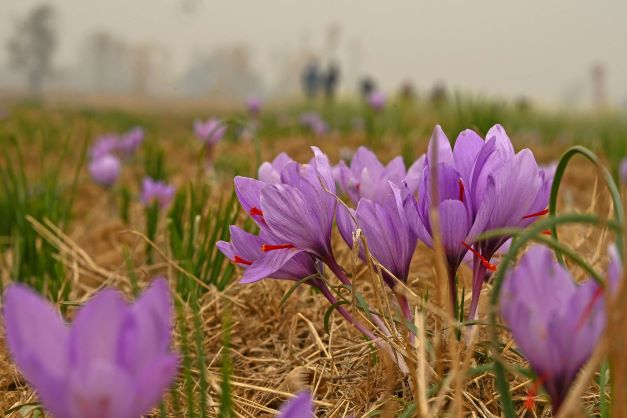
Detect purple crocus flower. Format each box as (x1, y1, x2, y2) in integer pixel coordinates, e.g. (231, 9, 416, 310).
(141, 177, 175, 209)
(300, 112, 328, 136)
(90, 134, 120, 160)
(367, 91, 386, 111)
(246, 96, 262, 116)
(118, 126, 145, 156)
(2, 278, 178, 418)
(89, 154, 122, 187)
(277, 391, 314, 418)
(408, 125, 550, 317)
(501, 245, 621, 413)
(193, 118, 226, 147)
(335, 146, 409, 205)
(234, 147, 345, 282)
(258, 152, 295, 184)
(217, 225, 321, 284)
(619, 157, 627, 185)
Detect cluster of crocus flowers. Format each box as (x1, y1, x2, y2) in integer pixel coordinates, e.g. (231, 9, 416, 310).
(141, 177, 176, 209)
(334, 146, 424, 205)
(88, 127, 145, 188)
(500, 245, 621, 413)
(405, 125, 552, 318)
(2, 278, 178, 418)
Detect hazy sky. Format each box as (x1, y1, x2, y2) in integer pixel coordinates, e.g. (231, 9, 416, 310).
(1, 0, 626, 105)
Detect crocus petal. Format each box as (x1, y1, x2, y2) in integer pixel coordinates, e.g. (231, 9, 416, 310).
(234, 176, 267, 224)
(405, 155, 426, 195)
(426, 125, 454, 167)
(438, 199, 470, 262)
(68, 290, 128, 371)
(277, 391, 314, 418)
(67, 361, 135, 418)
(132, 354, 178, 417)
(240, 248, 303, 283)
(453, 129, 484, 182)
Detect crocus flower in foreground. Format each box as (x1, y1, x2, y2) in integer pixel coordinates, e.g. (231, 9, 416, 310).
(367, 90, 386, 111)
(501, 245, 621, 413)
(277, 391, 314, 418)
(141, 177, 175, 209)
(88, 154, 121, 187)
(2, 278, 178, 418)
(194, 118, 226, 147)
(118, 126, 145, 156)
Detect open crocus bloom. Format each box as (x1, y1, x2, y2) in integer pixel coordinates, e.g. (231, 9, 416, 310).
(141, 177, 176, 209)
(193, 118, 226, 146)
(409, 124, 551, 317)
(217, 226, 321, 284)
(335, 146, 422, 205)
(2, 278, 178, 418)
(277, 391, 314, 418)
(500, 245, 621, 413)
(88, 154, 121, 188)
(258, 152, 295, 184)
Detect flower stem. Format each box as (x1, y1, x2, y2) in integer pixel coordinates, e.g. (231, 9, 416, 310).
(468, 256, 487, 321)
(325, 257, 353, 286)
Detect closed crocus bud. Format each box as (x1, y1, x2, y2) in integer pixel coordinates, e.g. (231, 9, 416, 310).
(141, 177, 176, 209)
(277, 391, 314, 418)
(246, 96, 262, 116)
(193, 118, 226, 146)
(89, 154, 121, 187)
(500, 245, 621, 413)
(2, 278, 178, 418)
(118, 126, 144, 156)
(367, 91, 386, 111)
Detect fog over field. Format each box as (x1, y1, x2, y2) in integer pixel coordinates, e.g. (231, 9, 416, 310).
(1, 0, 626, 106)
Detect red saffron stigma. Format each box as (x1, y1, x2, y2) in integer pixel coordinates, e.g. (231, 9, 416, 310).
(458, 179, 465, 203)
(261, 243, 295, 252)
(524, 374, 547, 411)
(461, 242, 497, 272)
(575, 286, 604, 331)
(522, 208, 549, 220)
(233, 255, 253, 266)
(542, 230, 552, 236)
(250, 207, 264, 216)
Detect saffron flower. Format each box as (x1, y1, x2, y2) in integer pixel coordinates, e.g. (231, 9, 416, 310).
(118, 126, 144, 156)
(500, 245, 621, 413)
(90, 134, 120, 160)
(2, 278, 178, 418)
(141, 177, 175, 209)
(246, 96, 262, 116)
(367, 90, 386, 111)
(300, 112, 328, 136)
(217, 226, 321, 284)
(258, 152, 295, 184)
(277, 391, 314, 418)
(407, 124, 550, 317)
(88, 154, 121, 187)
(193, 118, 226, 147)
(335, 146, 419, 205)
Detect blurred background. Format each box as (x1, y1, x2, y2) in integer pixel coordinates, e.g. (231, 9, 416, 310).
(1, 0, 626, 110)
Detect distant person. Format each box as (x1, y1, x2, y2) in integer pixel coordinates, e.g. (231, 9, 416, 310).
(399, 81, 416, 102)
(359, 77, 375, 101)
(323, 62, 340, 102)
(302, 61, 320, 100)
(430, 82, 447, 105)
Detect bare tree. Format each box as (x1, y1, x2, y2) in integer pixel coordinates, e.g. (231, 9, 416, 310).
(7, 4, 57, 98)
